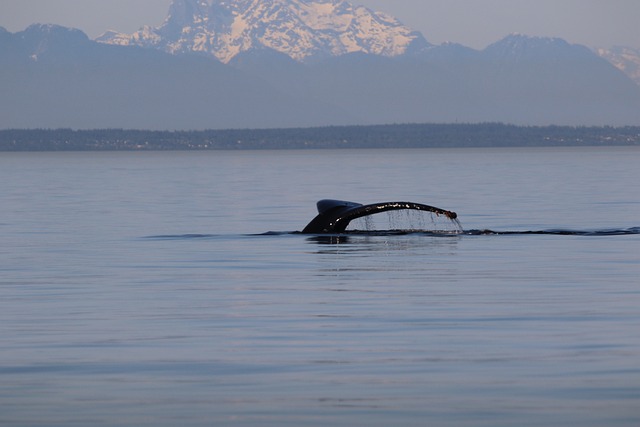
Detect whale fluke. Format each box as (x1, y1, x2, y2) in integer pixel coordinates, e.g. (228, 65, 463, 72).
(302, 199, 458, 234)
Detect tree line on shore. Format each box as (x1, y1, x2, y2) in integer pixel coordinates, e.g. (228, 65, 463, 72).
(1, 123, 639, 151)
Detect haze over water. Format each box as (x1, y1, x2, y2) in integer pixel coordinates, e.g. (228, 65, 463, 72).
(1, 146, 639, 426)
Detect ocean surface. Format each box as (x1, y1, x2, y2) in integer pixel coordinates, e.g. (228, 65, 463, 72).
(1, 147, 639, 426)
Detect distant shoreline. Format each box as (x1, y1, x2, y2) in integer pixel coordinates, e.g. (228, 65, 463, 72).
(1, 123, 639, 151)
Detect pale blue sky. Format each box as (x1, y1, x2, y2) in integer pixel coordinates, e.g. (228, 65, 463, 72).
(1, 0, 638, 49)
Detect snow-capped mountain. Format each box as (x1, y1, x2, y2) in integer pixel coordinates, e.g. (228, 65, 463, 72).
(596, 46, 640, 86)
(97, 0, 430, 63)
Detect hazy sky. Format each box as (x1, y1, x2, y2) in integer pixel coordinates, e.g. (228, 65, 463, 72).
(1, 0, 638, 49)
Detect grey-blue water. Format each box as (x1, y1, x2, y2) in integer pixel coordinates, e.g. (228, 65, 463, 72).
(1, 147, 639, 426)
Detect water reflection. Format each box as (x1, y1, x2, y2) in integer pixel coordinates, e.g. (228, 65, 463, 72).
(306, 233, 461, 249)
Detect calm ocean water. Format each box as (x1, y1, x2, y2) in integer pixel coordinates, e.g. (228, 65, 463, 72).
(1, 147, 639, 426)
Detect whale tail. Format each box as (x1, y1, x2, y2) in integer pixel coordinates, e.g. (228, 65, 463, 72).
(302, 199, 459, 234)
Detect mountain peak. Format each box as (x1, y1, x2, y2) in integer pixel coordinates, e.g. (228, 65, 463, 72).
(483, 33, 594, 61)
(23, 23, 89, 41)
(97, 0, 431, 63)
(6, 24, 91, 61)
(487, 33, 570, 50)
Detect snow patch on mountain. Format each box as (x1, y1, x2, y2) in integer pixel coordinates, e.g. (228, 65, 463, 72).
(596, 46, 640, 86)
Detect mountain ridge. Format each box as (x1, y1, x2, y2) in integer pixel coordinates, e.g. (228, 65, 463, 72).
(0, 23, 356, 129)
(94, 0, 640, 86)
